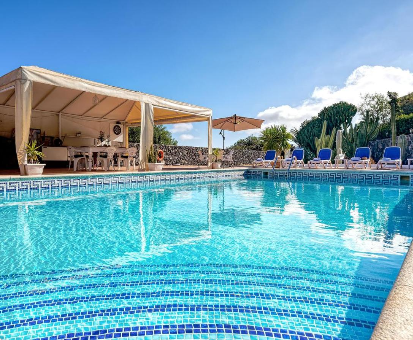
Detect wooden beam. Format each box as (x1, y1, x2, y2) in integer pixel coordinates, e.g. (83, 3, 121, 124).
(57, 91, 85, 113)
(100, 99, 129, 119)
(1, 89, 15, 105)
(81, 96, 108, 116)
(124, 101, 137, 122)
(32, 87, 56, 109)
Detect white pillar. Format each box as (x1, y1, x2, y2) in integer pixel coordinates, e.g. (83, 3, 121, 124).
(15, 79, 33, 175)
(124, 123, 129, 148)
(207, 116, 213, 168)
(139, 102, 154, 170)
(58, 113, 62, 140)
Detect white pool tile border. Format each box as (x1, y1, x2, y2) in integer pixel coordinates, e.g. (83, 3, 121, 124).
(0, 170, 245, 202)
(245, 169, 413, 187)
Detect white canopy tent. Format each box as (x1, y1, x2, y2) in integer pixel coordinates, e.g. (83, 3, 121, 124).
(0, 66, 213, 174)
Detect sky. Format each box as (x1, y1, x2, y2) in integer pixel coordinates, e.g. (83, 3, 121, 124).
(1, 0, 413, 147)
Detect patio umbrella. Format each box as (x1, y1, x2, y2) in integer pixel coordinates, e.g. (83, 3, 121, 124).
(336, 130, 343, 154)
(212, 114, 264, 149)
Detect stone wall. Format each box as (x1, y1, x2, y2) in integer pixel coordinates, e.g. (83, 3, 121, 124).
(368, 134, 413, 163)
(129, 143, 265, 166)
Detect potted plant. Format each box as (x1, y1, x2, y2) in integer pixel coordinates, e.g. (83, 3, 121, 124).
(147, 145, 164, 171)
(212, 148, 222, 169)
(24, 140, 46, 176)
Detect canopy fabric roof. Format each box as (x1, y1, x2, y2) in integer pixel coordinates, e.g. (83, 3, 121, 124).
(0, 66, 212, 124)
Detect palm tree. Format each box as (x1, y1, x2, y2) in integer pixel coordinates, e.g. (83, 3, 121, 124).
(260, 125, 293, 152)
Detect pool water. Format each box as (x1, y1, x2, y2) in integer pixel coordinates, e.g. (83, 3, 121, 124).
(0, 179, 412, 340)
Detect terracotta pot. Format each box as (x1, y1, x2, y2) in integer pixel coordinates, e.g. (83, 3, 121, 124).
(212, 162, 221, 169)
(147, 163, 164, 171)
(24, 164, 46, 176)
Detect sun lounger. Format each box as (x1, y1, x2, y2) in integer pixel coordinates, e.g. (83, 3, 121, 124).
(308, 148, 332, 168)
(253, 150, 276, 168)
(377, 146, 402, 169)
(345, 147, 371, 169)
(281, 148, 305, 168)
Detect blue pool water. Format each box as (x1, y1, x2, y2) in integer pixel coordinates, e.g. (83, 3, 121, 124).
(0, 179, 412, 340)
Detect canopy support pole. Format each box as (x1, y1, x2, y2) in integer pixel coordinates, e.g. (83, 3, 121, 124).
(219, 129, 225, 150)
(139, 102, 154, 170)
(15, 79, 32, 175)
(208, 116, 212, 168)
(58, 113, 62, 139)
(124, 123, 129, 148)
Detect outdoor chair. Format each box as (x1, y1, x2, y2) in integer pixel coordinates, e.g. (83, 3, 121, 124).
(198, 150, 209, 164)
(222, 150, 234, 168)
(97, 146, 117, 171)
(345, 147, 371, 169)
(119, 147, 138, 170)
(253, 150, 276, 168)
(308, 148, 332, 169)
(377, 146, 402, 169)
(281, 148, 305, 168)
(68, 146, 88, 171)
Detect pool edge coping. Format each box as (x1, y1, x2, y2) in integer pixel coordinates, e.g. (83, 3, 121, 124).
(370, 241, 413, 339)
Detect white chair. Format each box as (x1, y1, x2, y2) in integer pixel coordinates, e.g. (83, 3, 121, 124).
(119, 147, 138, 170)
(222, 150, 234, 168)
(97, 147, 117, 171)
(198, 150, 209, 163)
(68, 146, 87, 172)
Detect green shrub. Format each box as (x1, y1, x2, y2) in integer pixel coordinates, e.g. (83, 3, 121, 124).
(377, 113, 413, 139)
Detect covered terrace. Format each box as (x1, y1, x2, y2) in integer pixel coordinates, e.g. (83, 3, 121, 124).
(0, 66, 213, 175)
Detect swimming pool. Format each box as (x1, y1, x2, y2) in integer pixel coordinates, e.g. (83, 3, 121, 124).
(1, 178, 412, 340)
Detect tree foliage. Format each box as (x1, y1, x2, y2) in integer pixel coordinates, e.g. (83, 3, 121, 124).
(342, 107, 380, 156)
(358, 93, 391, 124)
(229, 136, 263, 150)
(294, 102, 357, 159)
(260, 125, 292, 152)
(315, 121, 336, 154)
(399, 92, 413, 115)
(128, 125, 178, 145)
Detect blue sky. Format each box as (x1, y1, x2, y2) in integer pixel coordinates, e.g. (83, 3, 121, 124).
(1, 0, 413, 147)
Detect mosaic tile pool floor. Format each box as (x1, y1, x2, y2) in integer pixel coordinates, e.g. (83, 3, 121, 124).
(1, 179, 412, 339)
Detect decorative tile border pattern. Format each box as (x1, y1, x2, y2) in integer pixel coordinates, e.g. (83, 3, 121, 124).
(0, 170, 245, 203)
(245, 169, 411, 187)
(0, 169, 410, 203)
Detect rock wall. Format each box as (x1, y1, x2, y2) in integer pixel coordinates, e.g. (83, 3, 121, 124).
(368, 134, 413, 163)
(129, 143, 265, 166)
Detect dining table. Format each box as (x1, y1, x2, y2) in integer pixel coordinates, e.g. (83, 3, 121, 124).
(72, 146, 127, 171)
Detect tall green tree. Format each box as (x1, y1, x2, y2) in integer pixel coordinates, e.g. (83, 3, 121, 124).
(315, 121, 336, 154)
(260, 125, 292, 152)
(229, 136, 263, 150)
(128, 125, 178, 145)
(388, 91, 398, 146)
(318, 101, 357, 132)
(342, 110, 380, 157)
(294, 102, 357, 158)
(358, 93, 391, 123)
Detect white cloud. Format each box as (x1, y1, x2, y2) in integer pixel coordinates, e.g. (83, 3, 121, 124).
(169, 123, 193, 133)
(180, 134, 199, 140)
(257, 65, 413, 130)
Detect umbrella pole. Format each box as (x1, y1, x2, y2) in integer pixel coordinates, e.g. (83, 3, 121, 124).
(219, 129, 225, 150)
